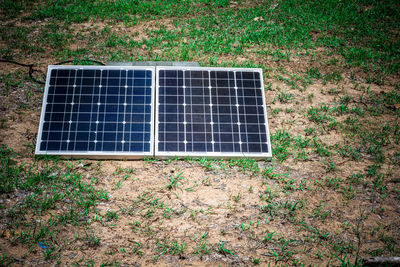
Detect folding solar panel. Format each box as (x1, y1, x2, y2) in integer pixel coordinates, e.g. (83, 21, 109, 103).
(36, 66, 155, 158)
(155, 67, 272, 158)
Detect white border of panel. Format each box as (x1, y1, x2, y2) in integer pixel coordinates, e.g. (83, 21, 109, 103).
(155, 66, 272, 159)
(35, 65, 156, 159)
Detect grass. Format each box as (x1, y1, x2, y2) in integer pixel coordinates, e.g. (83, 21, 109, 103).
(0, 0, 399, 266)
(166, 172, 185, 190)
(217, 240, 235, 256)
(155, 240, 186, 259)
(0, 145, 109, 259)
(1, 1, 399, 73)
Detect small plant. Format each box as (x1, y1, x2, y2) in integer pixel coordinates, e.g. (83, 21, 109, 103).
(192, 232, 211, 257)
(105, 210, 118, 221)
(217, 240, 234, 256)
(306, 67, 322, 79)
(155, 240, 186, 259)
(85, 232, 101, 247)
(271, 130, 293, 162)
(305, 127, 316, 136)
(263, 231, 277, 242)
(348, 173, 365, 185)
(276, 90, 294, 103)
(0, 118, 7, 129)
(166, 172, 185, 190)
(313, 202, 331, 220)
(132, 242, 144, 256)
(232, 193, 241, 203)
(307, 105, 333, 125)
(130, 221, 141, 232)
(324, 157, 337, 172)
(265, 83, 273, 91)
(248, 186, 253, 193)
(323, 71, 342, 84)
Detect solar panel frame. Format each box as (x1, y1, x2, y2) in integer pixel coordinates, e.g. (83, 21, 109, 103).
(155, 66, 272, 159)
(35, 65, 156, 159)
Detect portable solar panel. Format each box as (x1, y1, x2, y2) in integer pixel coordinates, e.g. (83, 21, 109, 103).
(36, 66, 155, 158)
(155, 67, 272, 158)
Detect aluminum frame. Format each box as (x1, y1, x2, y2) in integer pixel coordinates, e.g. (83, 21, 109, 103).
(155, 66, 272, 159)
(35, 65, 156, 159)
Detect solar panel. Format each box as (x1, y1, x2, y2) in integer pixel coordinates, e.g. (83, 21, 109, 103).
(155, 67, 271, 158)
(35, 66, 155, 158)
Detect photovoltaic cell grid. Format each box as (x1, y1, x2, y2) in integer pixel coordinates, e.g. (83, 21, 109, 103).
(156, 67, 271, 157)
(36, 66, 154, 156)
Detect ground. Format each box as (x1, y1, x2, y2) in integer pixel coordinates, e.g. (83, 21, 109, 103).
(0, 0, 399, 266)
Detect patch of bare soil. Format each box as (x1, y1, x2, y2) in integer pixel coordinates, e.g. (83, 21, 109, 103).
(0, 111, 38, 155)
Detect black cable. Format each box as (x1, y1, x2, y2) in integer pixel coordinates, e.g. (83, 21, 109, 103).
(0, 58, 106, 85)
(0, 59, 33, 68)
(0, 58, 45, 84)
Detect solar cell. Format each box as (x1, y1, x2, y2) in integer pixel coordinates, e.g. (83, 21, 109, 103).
(155, 67, 271, 158)
(36, 66, 155, 158)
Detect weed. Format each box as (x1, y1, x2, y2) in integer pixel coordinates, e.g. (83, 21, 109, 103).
(271, 130, 293, 162)
(305, 127, 316, 136)
(155, 240, 186, 259)
(85, 231, 101, 247)
(217, 240, 234, 256)
(275, 91, 294, 103)
(263, 231, 277, 242)
(323, 157, 337, 172)
(228, 158, 259, 174)
(265, 83, 273, 91)
(323, 71, 342, 84)
(131, 242, 144, 256)
(313, 202, 331, 220)
(192, 232, 211, 257)
(307, 105, 335, 126)
(306, 67, 322, 80)
(338, 145, 361, 160)
(232, 193, 241, 203)
(166, 172, 185, 190)
(0, 145, 23, 193)
(105, 211, 118, 221)
(0, 252, 16, 266)
(348, 173, 365, 185)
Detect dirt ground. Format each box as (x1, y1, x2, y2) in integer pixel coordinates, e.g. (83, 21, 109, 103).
(1, 6, 400, 266)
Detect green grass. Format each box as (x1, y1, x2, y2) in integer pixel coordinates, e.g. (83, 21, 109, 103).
(0, 145, 109, 258)
(155, 240, 186, 259)
(1, 0, 399, 74)
(275, 90, 294, 103)
(166, 172, 185, 190)
(217, 240, 235, 256)
(85, 231, 101, 247)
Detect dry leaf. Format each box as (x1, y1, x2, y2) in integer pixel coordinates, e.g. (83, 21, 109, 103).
(2, 229, 11, 239)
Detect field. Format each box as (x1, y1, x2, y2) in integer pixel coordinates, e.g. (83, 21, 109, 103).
(1, 0, 399, 266)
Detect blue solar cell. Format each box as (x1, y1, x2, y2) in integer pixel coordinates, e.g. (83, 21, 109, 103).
(37, 66, 154, 156)
(157, 68, 271, 156)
